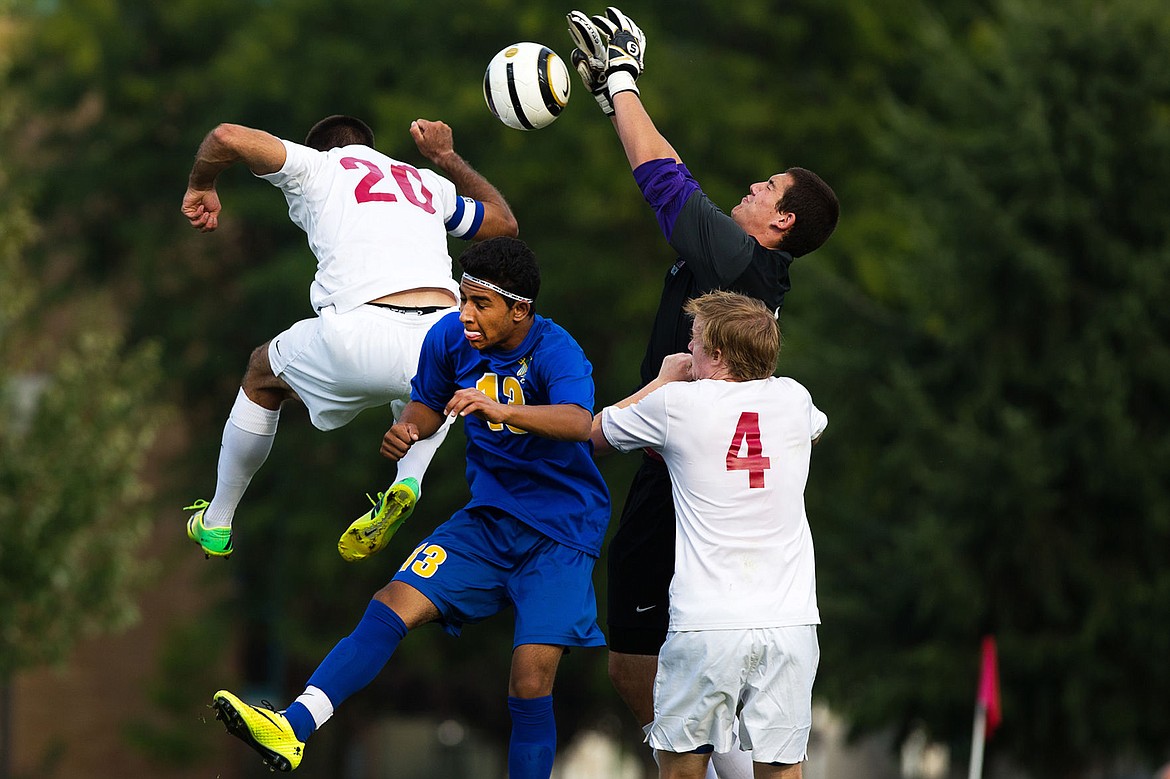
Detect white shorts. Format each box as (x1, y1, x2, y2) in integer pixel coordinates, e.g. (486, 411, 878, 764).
(268, 304, 454, 431)
(648, 625, 819, 765)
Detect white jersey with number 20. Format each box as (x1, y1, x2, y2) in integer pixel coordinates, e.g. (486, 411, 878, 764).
(601, 377, 827, 631)
(261, 140, 482, 315)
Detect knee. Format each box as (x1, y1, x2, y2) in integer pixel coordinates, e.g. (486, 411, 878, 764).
(372, 582, 439, 630)
(509, 667, 555, 699)
(243, 343, 274, 383)
(241, 343, 289, 407)
(373, 583, 395, 605)
(509, 653, 561, 699)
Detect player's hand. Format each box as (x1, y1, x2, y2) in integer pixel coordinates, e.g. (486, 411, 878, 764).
(444, 387, 509, 425)
(657, 353, 694, 383)
(570, 49, 615, 116)
(591, 5, 644, 43)
(410, 119, 456, 165)
(567, 11, 613, 116)
(590, 6, 645, 97)
(181, 187, 222, 232)
(380, 422, 420, 462)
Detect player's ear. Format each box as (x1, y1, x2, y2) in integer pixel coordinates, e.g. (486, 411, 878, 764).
(511, 300, 532, 321)
(773, 210, 796, 232)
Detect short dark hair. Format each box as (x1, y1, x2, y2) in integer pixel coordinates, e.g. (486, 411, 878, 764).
(777, 166, 839, 258)
(304, 115, 375, 151)
(458, 237, 541, 309)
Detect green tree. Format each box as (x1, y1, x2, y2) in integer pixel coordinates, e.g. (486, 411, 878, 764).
(5, 1, 646, 764)
(0, 236, 170, 679)
(3, 0, 904, 770)
(0, 26, 173, 771)
(787, 0, 1170, 775)
(24, 0, 1170, 776)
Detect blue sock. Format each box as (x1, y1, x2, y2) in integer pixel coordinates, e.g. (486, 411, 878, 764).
(507, 695, 556, 779)
(285, 600, 408, 742)
(283, 704, 314, 744)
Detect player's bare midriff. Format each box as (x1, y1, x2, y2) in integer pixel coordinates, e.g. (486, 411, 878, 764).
(370, 287, 457, 308)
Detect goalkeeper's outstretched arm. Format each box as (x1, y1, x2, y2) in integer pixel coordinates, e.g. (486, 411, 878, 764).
(610, 91, 681, 170)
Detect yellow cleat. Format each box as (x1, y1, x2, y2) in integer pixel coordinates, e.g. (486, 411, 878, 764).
(211, 689, 305, 772)
(337, 478, 419, 562)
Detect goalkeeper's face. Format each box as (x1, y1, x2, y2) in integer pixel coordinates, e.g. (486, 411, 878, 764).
(731, 172, 794, 247)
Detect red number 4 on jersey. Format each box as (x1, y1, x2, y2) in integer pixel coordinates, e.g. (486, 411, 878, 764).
(726, 412, 771, 488)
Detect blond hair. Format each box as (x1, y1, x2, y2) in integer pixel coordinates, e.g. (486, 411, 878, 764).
(683, 291, 781, 380)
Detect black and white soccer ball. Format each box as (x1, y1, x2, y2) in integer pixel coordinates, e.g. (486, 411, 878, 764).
(483, 42, 571, 131)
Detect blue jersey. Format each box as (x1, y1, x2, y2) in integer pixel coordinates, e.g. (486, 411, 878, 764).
(411, 313, 611, 556)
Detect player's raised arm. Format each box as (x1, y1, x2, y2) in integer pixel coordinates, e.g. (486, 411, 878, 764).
(182, 124, 287, 232)
(410, 119, 519, 240)
(567, 7, 679, 169)
(610, 91, 680, 170)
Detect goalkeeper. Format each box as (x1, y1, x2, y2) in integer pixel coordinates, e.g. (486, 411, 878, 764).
(567, 8, 839, 779)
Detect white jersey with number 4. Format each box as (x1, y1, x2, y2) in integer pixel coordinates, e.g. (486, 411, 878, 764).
(601, 377, 827, 631)
(260, 140, 483, 315)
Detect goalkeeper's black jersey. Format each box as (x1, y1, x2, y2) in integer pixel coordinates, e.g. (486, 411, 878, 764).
(637, 188, 794, 388)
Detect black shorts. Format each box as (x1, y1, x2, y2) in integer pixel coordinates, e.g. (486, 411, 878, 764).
(606, 455, 676, 655)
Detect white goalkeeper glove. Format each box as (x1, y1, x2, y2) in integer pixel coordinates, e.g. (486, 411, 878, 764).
(590, 6, 645, 98)
(567, 10, 614, 116)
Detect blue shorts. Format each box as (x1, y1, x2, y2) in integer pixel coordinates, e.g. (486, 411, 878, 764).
(391, 507, 607, 649)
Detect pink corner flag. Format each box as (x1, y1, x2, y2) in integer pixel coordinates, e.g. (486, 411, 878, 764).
(978, 635, 1002, 737)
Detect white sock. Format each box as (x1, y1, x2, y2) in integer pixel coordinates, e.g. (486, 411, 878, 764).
(711, 727, 754, 779)
(203, 389, 279, 528)
(292, 685, 334, 730)
(391, 412, 454, 493)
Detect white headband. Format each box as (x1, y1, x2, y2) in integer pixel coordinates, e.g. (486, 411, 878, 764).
(461, 273, 533, 303)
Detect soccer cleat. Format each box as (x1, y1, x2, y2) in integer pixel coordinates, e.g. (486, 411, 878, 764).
(337, 477, 419, 562)
(211, 689, 305, 772)
(185, 500, 233, 559)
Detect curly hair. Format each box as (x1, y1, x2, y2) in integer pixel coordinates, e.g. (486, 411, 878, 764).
(458, 237, 541, 309)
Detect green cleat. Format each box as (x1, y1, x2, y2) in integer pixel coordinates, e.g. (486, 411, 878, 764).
(211, 689, 304, 772)
(337, 477, 419, 562)
(185, 500, 233, 559)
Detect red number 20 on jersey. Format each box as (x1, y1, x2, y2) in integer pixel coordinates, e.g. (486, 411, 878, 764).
(340, 157, 436, 214)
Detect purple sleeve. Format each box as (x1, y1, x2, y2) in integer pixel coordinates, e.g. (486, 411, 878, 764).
(633, 159, 702, 242)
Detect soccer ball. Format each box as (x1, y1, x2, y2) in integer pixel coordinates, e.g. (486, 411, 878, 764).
(483, 42, 571, 131)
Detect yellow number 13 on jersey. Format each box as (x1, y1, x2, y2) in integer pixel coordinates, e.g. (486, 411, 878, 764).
(475, 373, 528, 434)
(399, 543, 448, 578)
